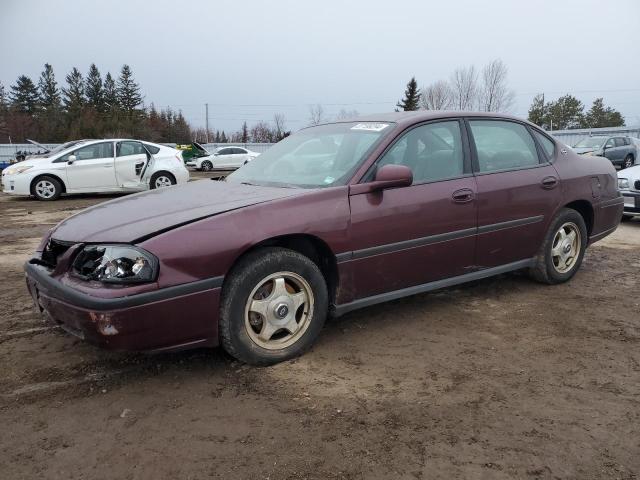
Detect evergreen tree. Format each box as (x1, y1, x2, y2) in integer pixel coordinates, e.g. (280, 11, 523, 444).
(38, 64, 61, 111)
(85, 63, 104, 112)
(214, 130, 221, 143)
(103, 72, 119, 111)
(241, 121, 249, 143)
(527, 94, 546, 128)
(582, 98, 624, 128)
(546, 94, 584, 130)
(396, 77, 421, 111)
(173, 111, 191, 143)
(10, 75, 40, 114)
(62, 67, 85, 115)
(220, 131, 228, 143)
(117, 64, 143, 112)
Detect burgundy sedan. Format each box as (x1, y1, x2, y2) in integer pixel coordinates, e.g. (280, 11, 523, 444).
(25, 112, 623, 365)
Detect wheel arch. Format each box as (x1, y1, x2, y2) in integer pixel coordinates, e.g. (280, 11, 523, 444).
(563, 199, 594, 235)
(30, 173, 67, 194)
(150, 170, 176, 186)
(227, 233, 340, 305)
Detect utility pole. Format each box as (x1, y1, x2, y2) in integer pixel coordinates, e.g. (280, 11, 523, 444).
(205, 103, 209, 143)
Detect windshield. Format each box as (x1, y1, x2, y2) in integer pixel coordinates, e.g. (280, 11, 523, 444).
(574, 137, 606, 149)
(226, 122, 394, 188)
(43, 140, 85, 158)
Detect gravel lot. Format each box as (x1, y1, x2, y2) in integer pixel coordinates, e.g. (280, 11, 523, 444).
(1, 174, 639, 479)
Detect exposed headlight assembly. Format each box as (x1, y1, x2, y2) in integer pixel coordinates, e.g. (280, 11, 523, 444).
(72, 245, 158, 283)
(5, 165, 33, 175)
(618, 178, 630, 190)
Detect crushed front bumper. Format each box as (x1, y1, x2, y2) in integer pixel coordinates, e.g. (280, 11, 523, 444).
(24, 262, 222, 352)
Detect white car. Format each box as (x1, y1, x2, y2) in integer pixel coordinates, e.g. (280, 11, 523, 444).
(187, 146, 259, 171)
(618, 164, 640, 220)
(1, 139, 189, 201)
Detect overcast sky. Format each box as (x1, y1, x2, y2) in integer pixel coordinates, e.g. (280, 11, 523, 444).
(1, 0, 639, 132)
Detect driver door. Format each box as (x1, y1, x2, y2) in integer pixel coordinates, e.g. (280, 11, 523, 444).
(348, 120, 477, 299)
(115, 141, 149, 188)
(62, 142, 117, 190)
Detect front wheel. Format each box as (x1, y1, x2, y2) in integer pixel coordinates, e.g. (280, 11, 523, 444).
(219, 247, 328, 365)
(529, 208, 588, 284)
(31, 175, 62, 201)
(623, 155, 634, 169)
(150, 172, 176, 189)
(200, 160, 213, 171)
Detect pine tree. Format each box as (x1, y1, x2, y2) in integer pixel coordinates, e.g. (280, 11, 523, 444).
(241, 121, 249, 143)
(214, 130, 221, 143)
(582, 98, 624, 128)
(546, 94, 584, 130)
(10, 75, 40, 114)
(396, 77, 421, 111)
(85, 63, 104, 112)
(527, 94, 546, 128)
(62, 67, 85, 115)
(220, 131, 228, 143)
(103, 72, 119, 111)
(117, 64, 143, 112)
(38, 64, 61, 111)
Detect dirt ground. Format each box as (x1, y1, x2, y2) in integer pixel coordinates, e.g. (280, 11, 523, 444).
(1, 174, 639, 479)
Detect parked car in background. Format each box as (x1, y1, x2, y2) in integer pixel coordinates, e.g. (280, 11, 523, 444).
(2, 139, 189, 200)
(617, 164, 640, 220)
(176, 142, 210, 164)
(24, 112, 622, 365)
(573, 135, 637, 169)
(187, 146, 260, 171)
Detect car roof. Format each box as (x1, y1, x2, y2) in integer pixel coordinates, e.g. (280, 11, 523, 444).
(311, 110, 541, 129)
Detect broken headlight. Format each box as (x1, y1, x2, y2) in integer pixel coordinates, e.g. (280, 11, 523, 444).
(72, 245, 158, 284)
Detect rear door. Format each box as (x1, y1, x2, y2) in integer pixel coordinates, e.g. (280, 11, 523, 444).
(213, 147, 236, 169)
(61, 141, 117, 190)
(115, 141, 148, 188)
(348, 119, 478, 299)
(467, 119, 561, 268)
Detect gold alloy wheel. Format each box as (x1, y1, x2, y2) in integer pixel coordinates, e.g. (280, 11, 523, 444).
(244, 272, 314, 350)
(551, 222, 581, 273)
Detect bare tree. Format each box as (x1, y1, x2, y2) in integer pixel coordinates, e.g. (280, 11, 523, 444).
(450, 66, 478, 111)
(478, 59, 515, 113)
(420, 80, 453, 110)
(273, 113, 286, 137)
(249, 120, 274, 143)
(335, 108, 359, 120)
(308, 104, 326, 126)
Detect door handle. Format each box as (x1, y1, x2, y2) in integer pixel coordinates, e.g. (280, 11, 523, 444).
(452, 188, 475, 203)
(541, 176, 558, 189)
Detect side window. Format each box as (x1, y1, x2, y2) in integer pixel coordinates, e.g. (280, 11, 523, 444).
(614, 138, 625, 147)
(604, 138, 615, 148)
(377, 121, 464, 183)
(117, 141, 145, 157)
(469, 120, 540, 173)
(217, 148, 231, 156)
(532, 130, 556, 160)
(144, 144, 160, 154)
(235, 148, 248, 154)
(72, 142, 113, 161)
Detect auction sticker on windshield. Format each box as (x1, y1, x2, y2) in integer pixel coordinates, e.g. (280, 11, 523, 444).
(350, 123, 389, 132)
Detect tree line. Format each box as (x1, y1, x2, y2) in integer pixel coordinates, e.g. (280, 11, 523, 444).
(527, 94, 624, 130)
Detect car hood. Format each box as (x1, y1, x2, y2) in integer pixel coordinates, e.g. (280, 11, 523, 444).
(51, 180, 304, 243)
(618, 164, 640, 178)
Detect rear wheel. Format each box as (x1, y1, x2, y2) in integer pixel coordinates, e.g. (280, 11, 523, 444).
(150, 172, 176, 189)
(200, 160, 213, 171)
(219, 247, 328, 365)
(529, 208, 587, 284)
(31, 175, 62, 201)
(623, 155, 634, 169)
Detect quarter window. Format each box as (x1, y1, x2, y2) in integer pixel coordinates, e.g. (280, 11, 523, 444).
(377, 121, 464, 183)
(117, 141, 146, 157)
(532, 130, 555, 159)
(469, 120, 539, 172)
(144, 144, 161, 154)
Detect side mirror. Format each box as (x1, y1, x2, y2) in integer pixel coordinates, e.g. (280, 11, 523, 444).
(67, 154, 77, 165)
(350, 164, 413, 195)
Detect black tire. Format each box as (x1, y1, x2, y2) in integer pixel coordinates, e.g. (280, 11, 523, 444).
(529, 208, 588, 285)
(219, 247, 328, 365)
(150, 171, 176, 189)
(30, 175, 62, 201)
(621, 215, 633, 222)
(201, 160, 213, 171)
(623, 155, 634, 169)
